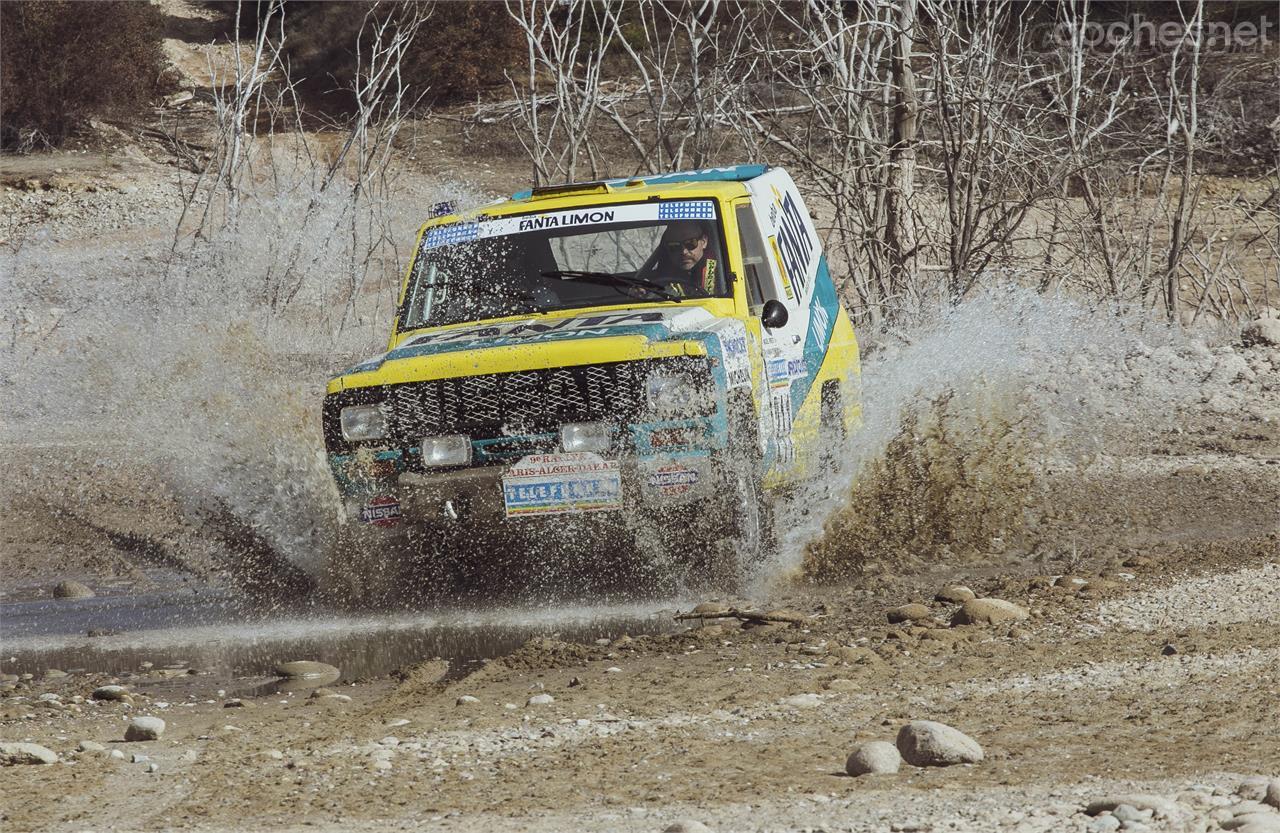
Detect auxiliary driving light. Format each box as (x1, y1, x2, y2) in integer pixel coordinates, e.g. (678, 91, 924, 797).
(340, 404, 387, 441)
(420, 434, 472, 467)
(560, 421, 612, 453)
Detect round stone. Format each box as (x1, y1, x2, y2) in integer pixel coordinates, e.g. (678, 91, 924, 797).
(273, 661, 340, 680)
(456, 695, 481, 706)
(526, 693, 554, 706)
(92, 685, 130, 701)
(895, 720, 983, 766)
(0, 742, 59, 765)
(886, 603, 932, 624)
(845, 740, 902, 776)
(124, 716, 166, 742)
(950, 598, 1030, 626)
(664, 822, 712, 833)
(53, 580, 95, 599)
(935, 585, 977, 604)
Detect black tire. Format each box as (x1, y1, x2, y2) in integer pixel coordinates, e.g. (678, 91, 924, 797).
(680, 393, 773, 592)
(323, 521, 409, 609)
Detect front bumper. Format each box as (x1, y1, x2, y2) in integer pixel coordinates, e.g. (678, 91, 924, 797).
(331, 443, 725, 533)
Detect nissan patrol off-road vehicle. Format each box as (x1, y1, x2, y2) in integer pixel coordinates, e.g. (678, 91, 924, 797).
(322, 165, 861, 603)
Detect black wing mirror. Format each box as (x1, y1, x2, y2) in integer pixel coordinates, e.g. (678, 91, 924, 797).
(761, 299, 789, 330)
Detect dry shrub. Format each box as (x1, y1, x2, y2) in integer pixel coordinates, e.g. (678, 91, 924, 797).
(805, 395, 1037, 581)
(281, 1, 521, 115)
(0, 1, 172, 149)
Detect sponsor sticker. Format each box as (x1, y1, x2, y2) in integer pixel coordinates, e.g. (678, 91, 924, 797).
(422, 201, 716, 250)
(359, 494, 402, 527)
(502, 452, 623, 517)
(646, 464, 700, 498)
(716, 322, 751, 390)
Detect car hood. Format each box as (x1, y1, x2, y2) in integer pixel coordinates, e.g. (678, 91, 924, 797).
(329, 306, 734, 392)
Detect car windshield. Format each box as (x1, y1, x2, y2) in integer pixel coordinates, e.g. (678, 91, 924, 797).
(400, 199, 729, 329)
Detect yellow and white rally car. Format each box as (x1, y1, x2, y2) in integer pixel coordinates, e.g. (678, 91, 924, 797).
(322, 164, 860, 601)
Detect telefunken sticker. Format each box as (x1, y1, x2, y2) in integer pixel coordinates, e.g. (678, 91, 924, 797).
(359, 495, 402, 526)
(502, 452, 623, 518)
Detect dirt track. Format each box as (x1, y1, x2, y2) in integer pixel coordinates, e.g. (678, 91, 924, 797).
(3, 12, 1280, 827)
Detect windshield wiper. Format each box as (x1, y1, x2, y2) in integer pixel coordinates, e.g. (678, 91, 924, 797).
(540, 270, 680, 302)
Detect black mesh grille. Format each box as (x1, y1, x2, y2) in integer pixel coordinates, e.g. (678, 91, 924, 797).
(384, 361, 652, 441)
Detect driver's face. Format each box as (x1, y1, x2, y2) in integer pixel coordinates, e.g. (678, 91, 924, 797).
(661, 223, 708, 271)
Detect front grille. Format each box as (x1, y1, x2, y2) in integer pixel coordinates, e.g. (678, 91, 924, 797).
(322, 357, 713, 458)
(385, 361, 655, 441)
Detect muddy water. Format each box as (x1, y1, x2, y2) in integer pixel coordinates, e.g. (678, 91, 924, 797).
(0, 590, 682, 685)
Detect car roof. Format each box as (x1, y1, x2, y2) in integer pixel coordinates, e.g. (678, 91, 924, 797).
(422, 164, 772, 229)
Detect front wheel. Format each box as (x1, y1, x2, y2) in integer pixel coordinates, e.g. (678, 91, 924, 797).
(322, 521, 410, 609)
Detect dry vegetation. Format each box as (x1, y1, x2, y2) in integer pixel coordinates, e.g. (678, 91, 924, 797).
(5, 0, 1275, 327)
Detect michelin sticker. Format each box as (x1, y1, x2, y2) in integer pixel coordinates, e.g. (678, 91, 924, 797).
(647, 464, 700, 498)
(502, 452, 623, 517)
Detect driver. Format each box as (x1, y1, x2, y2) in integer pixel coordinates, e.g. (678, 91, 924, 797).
(652, 220, 718, 297)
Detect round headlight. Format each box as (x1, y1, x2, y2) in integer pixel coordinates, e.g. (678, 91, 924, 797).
(645, 373, 699, 415)
(340, 404, 387, 441)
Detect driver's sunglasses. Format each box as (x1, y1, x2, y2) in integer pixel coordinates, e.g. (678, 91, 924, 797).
(664, 236, 705, 253)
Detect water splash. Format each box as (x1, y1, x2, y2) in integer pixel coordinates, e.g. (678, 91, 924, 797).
(2, 177, 482, 588)
(767, 287, 1228, 582)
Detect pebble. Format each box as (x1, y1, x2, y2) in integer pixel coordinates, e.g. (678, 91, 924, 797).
(1086, 815, 1122, 833)
(527, 694, 554, 706)
(78, 740, 106, 753)
(1111, 804, 1152, 824)
(456, 695, 481, 706)
(951, 597, 1030, 626)
(223, 699, 246, 708)
(0, 742, 59, 765)
(887, 603, 932, 624)
(1238, 778, 1273, 801)
(43, 669, 68, 679)
(845, 740, 902, 776)
(124, 716, 166, 742)
(895, 720, 983, 766)
(1267, 778, 1280, 809)
(379, 736, 400, 746)
(108, 749, 125, 760)
(273, 660, 340, 679)
(145, 762, 160, 773)
(780, 693, 823, 709)
(314, 694, 351, 705)
(92, 685, 130, 701)
(664, 822, 712, 833)
(830, 646, 883, 666)
(53, 580, 95, 599)
(823, 678, 860, 692)
(1085, 795, 1186, 819)
(935, 585, 977, 604)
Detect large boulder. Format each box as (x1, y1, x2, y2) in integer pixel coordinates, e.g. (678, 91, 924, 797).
(895, 720, 983, 766)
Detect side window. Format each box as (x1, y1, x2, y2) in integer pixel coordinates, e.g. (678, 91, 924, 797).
(735, 204, 773, 313)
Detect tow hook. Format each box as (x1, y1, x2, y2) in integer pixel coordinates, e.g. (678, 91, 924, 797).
(443, 497, 470, 522)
